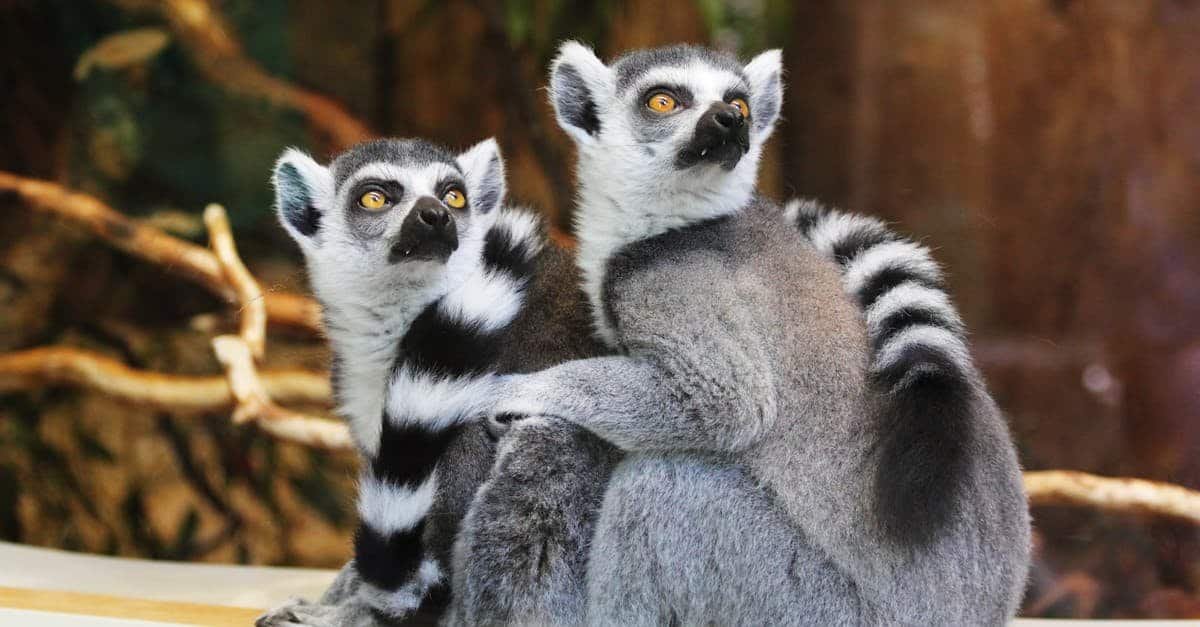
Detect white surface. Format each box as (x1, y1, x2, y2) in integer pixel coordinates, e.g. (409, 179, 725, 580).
(0, 607, 184, 626)
(0, 541, 337, 609)
(1, 542, 1195, 624)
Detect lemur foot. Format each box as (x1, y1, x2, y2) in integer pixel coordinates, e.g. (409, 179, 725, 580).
(256, 597, 324, 627)
(256, 596, 379, 627)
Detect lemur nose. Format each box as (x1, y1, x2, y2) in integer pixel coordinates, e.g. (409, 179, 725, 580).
(712, 106, 744, 130)
(419, 207, 451, 228)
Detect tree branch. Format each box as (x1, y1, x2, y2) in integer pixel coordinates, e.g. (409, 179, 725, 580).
(204, 204, 266, 359)
(1025, 470, 1200, 525)
(0, 346, 330, 412)
(0, 171, 322, 334)
(202, 204, 351, 450)
(210, 335, 350, 450)
(107, 0, 374, 150)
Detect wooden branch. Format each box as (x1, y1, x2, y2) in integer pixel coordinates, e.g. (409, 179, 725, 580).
(0, 171, 322, 334)
(0, 346, 330, 412)
(1025, 470, 1200, 525)
(204, 204, 266, 359)
(201, 206, 351, 450)
(108, 0, 373, 150)
(210, 335, 350, 450)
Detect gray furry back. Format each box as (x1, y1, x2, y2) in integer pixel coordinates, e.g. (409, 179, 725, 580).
(588, 201, 1030, 625)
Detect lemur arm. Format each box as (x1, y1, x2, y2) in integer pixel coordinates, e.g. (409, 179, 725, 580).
(489, 343, 777, 454)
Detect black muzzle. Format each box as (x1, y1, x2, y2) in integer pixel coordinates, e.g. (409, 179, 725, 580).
(388, 196, 458, 263)
(675, 102, 750, 171)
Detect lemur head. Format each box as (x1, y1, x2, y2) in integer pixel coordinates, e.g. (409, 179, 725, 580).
(548, 42, 782, 216)
(272, 138, 506, 328)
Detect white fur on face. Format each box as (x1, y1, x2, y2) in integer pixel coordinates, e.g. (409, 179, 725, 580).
(566, 61, 769, 345)
(289, 158, 495, 454)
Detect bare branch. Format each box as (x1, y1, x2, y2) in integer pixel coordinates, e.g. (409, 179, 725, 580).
(204, 204, 266, 359)
(210, 335, 350, 450)
(0, 346, 330, 412)
(108, 0, 373, 150)
(201, 207, 350, 450)
(1025, 470, 1200, 525)
(0, 170, 322, 334)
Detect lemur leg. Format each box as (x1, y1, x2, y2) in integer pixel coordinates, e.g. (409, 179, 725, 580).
(585, 455, 865, 627)
(448, 419, 619, 626)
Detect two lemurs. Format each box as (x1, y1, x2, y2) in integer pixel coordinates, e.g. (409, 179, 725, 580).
(263, 42, 1029, 625)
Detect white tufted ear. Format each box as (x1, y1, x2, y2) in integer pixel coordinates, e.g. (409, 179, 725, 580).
(743, 49, 784, 142)
(456, 138, 506, 215)
(548, 41, 614, 145)
(272, 148, 334, 249)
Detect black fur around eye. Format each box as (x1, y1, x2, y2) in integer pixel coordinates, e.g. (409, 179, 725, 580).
(359, 187, 389, 211)
(353, 181, 404, 212)
(640, 85, 693, 112)
(436, 179, 469, 210)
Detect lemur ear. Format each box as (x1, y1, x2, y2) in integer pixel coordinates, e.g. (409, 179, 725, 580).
(457, 138, 506, 214)
(272, 148, 333, 248)
(743, 49, 784, 142)
(548, 41, 613, 145)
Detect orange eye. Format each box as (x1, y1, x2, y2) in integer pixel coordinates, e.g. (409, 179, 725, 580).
(442, 188, 466, 209)
(729, 97, 750, 118)
(359, 190, 388, 211)
(646, 92, 678, 113)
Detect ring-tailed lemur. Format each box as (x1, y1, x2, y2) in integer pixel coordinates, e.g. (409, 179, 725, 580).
(479, 42, 1030, 624)
(256, 138, 616, 626)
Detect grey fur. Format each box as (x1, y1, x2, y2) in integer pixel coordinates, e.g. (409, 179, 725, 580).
(331, 138, 459, 188)
(477, 42, 1032, 625)
(612, 44, 746, 92)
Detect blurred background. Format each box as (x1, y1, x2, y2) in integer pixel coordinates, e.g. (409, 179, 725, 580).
(0, 0, 1198, 619)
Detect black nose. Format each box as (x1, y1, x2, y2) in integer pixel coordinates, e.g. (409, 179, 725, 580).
(418, 206, 450, 228)
(712, 104, 744, 130)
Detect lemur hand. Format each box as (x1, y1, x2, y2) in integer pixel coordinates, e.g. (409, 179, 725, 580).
(483, 373, 552, 440)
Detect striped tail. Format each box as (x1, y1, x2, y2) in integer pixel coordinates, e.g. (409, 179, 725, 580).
(786, 199, 976, 547)
(353, 209, 545, 618)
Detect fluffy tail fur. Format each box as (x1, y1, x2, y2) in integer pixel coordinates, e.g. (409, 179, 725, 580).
(786, 199, 976, 547)
(353, 209, 545, 617)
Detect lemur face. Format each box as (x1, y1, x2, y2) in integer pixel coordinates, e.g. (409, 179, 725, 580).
(272, 138, 505, 311)
(548, 42, 782, 197)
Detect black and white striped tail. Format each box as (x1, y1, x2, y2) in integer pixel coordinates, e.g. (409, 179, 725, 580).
(786, 199, 975, 547)
(353, 209, 545, 618)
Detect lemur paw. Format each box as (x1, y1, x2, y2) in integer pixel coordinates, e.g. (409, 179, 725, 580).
(256, 596, 380, 627)
(255, 597, 327, 627)
(483, 374, 549, 440)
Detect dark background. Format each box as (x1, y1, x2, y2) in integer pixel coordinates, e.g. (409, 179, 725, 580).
(1, 0, 1198, 618)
